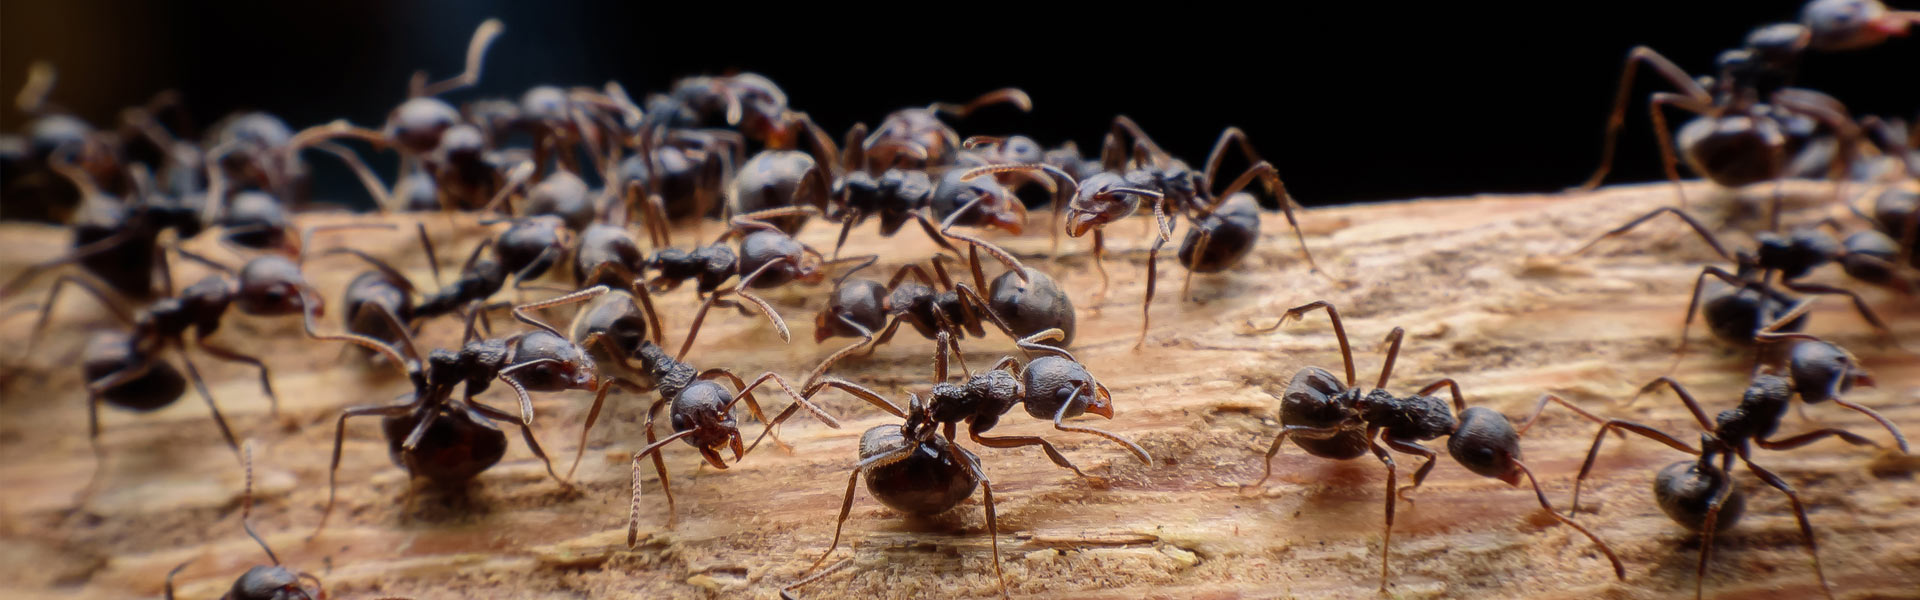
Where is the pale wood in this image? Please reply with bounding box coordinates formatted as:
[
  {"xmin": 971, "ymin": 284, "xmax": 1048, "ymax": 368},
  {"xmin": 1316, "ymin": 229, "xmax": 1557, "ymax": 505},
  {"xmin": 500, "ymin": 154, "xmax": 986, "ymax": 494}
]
[{"xmin": 0, "ymin": 181, "xmax": 1916, "ymax": 600}]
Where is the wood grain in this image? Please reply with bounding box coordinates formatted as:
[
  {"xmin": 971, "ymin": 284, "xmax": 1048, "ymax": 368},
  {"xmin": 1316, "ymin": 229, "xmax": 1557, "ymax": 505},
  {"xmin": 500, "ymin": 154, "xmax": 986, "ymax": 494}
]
[{"xmin": 1, "ymin": 181, "xmax": 1916, "ymax": 599}]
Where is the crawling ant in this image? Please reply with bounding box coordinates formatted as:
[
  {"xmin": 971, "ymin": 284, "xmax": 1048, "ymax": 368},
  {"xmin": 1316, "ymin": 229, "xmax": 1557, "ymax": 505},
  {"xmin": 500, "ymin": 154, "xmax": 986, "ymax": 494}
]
[
  {"xmin": 1572, "ymin": 205, "xmax": 1900, "ymax": 358},
  {"xmin": 551, "ymin": 284, "xmax": 838, "ymax": 538},
  {"xmin": 792, "ymin": 330, "xmax": 1149, "ymax": 594},
  {"xmin": 285, "ymin": 19, "xmax": 505, "ymax": 211},
  {"xmin": 1, "ymin": 149, "xmax": 203, "ymax": 301},
  {"xmin": 164, "ymin": 442, "xmax": 327, "ymax": 600},
  {"xmin": 639, "ymin": 207, "xmax": 872, "ymax": 329},
  {"xmin": 813, "ymin": 238, "xmax": 1074, "ymax": 371},
  {"xmin": 1578, "ymin": 2, "xmax": 1910, "ymax": 218},
  {"xmin": 970, "ymin": 119, "xmax": 1324, "ymax": 348},
  {"xmin": 16, "ymin": 225, "xmax": 378, "ymax": 489},
  {"xmin": 1565, "ymin": 355, "xmax": 1909, "ymax": 599},
  {"xmin": 304, "ymin": 290, "xmax": 600, "ymax": 534},
  {"xmin": 1242, "ymin": 301, "xmax": 1625, "ymax": 591}
]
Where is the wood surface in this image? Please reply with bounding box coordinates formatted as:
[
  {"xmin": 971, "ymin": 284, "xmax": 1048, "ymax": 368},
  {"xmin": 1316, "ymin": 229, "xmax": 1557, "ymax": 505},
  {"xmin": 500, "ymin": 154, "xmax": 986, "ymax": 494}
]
[{"xmin": 0, "ymin": 181, "xmax": 1916, "ymax": 599}]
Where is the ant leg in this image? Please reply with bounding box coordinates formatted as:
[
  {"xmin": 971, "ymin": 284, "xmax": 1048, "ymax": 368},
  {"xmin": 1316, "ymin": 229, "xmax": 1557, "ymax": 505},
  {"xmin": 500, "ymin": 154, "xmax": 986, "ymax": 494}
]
[
  {"xmin": 1649, "ymin": 92, "xmax": 1716, "ymax": 209},
  {"xmin": 809, "ymin": 443, "xmax": 918, "ymax": 572},
  {"xmin": 1512, "ymin": 460, "xmax": 1626, "ymax": 579},
  {"xmin": 1249, "ymin": 301, "xmax": 1357, "ymax": 387},
  {"xmin": 805, "ymin": 378, "xmax": 907, "ymax": 417},
  {"xmin": 630, "ymin": 425, "xmax": 697, "ymax": 542},
  {"xmin": 163, "ymin": 559, "xmax": 193, "ymax": 600},
  {"xmin": 932, "ymin": 87, "xmax": 1031, "ymax": 117},
  {"xmin": 566, "ymin": 378, "xmax": 652, "ymax": 479},
  {"xmin": 1136, "ymin": 233, "xmax": 1168, "ymax": 349},
  {"xmin": 0, "ymin": 225, "xmax": 146, "ymax": 300},
  {"xmin": 1778, "ymin": 281, "xmax": 1895, "ymax": 339},
  {"xmin": 194, "ymin": 335, "xmax": 279, "ymax": 417},
  {"xmin": 24, "ymin": 274, "xmax": 136, "ymax": 362},
  {"xmin": 1367, "ymin": 431, "xmax": 1399, "ymax": 593},
  {"xmin": 75, "ymin": 352, "xmax": 166, "ymax": 507},
  {"xmin": 1690, "ymin": 452, "xmax": 1739, "ymax": 600},
  {"xmin": 415, "ymin": 223, "xmax": 443, "ymax": 286},
  {"xmin": 724, "ymin": 370, "xmax": 843, "ymax": 451},
  {"xmin": 1580, "ymin": 46, "xmax": 1713, "ymax": 191},
  {"xmin": 969, "ymin": 427, "xmax": 1087, "ymax": 477},
  {"xmin": 1202, "ymin": 126, "xmax": 1261, "ymax": 197},
  {"xmin": 1570, "ymin": 206, "xmax": 1734, "ymax": 260},
  {"xmin": 951, "ymin": 445, "xmax": 1007, "ymax": 597},
  {"xmin": 1182, "ymin": 226, "xmax": 1210, "ymax": 302},
  {"xmin": 1738, "ymin": 452, "xmax": 1836, "ymax": 600},
  {"xmin": 1634, "ymin": 376, "xmax": 1721, "ymax": 431},
  {"xmin": 1383, "ymin": 437, "xmax": 1439, "ymax": 501},
  {"xmin": 468, "ymin": 401, "xmax": 571, "ymax": 488},
  {"xmin": 911, "ymin": 211, "xmax": 965, "ymax": 257},
  {"xmin": 804, "ymin": 319, "xmax": 872, "ymax": 388},
  {"xmin": 1053, "ymin": 383, "xmax": 1151, "ymax": 464},
  {"xmin": 1517, "ymin": 393, "xmax": 1611, "ymax": 436},
  {"xmin": 1246, "ymin": 424, "xmax": 1346, "ymax": 488},
  {"xmin": 1755, "ymin": 428, "xmax": 1879, "ymax": 451},
  {"xmin": 174, "ymin": 346, "xmax": 240, "ymax": 453},
  {"xmin": 1571, "ymin": 419, "xmax": 1699, "ymax": 512},
  {"xmin": 862, "ymin": 317, "xmax": 905, "ymax": 357},
  {"xmin": 315, "ymin": 403, "xmax": 415, "ymax": 537},
  {"xmin": 941, "ymin": 230, "xmax": 1027, "ymax": 283}
]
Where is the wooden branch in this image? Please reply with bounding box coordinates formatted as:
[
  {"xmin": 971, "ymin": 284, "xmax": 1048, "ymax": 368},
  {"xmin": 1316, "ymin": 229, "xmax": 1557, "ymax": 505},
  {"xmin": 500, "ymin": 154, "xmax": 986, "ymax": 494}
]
[{"xmin": 0, "ymin": 181, "xmax": 1915, "ymax": 599}]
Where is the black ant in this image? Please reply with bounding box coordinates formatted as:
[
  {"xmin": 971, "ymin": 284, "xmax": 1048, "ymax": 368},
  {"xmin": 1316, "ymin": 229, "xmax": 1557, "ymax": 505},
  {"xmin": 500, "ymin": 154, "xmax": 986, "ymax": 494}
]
[
  {"xmin": 813, "ymin": 239, "xmax": 1073, "ymax": 369},
  {"xmin": 792, "ymin": 330, "xmax": 1149, "ymax": 594},
  {"xmin": 642, "ymin": 73, "xmax": 799, "ymax": 148},
  {"xmin": 639, "ymin": 207, "xmax": 869, "ymax": 330},
  {"xmin": 165, "ymin": 442, "xmax": 328, "ymax": 600},
  {"xmin": 1572, "ymin": 205, "xmax": 1899, "ymax": 358},
  {"xmin": 1565, "ymin": 347, "xmax": 1909, "ymax": 599},
  {"xmin": 15, "ymin": 225, "xmax": 379, "ymax": 489},
  {"xmin": 1242, "ymin": 301, "xmax": 1625, "ymax": 591},
  {"xmin": 550, "ymin": 284, "xmax": 838, "ymax": 539},
  {"xmin": 1, "ymin": 149, "xmax": 204, "ymax": 302},
  {"xmin": 285, "ymin": 19, "xmax": 505, "ymax": 211},
  {"xmin": 970, "ymin": 118, "xmax": 1324, "ymax": 348},
  {"xmin": 303, "ymin": 289, "xmax": 603, "ymax": 534},
  {"xmin": 1577, "ymin": 2, "xmax": 1910, "ymax": 220}
]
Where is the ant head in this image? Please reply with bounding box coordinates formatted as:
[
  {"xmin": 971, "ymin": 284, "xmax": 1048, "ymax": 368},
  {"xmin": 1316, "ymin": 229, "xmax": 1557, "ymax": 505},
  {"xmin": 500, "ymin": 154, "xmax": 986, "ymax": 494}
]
[
  {"xmin": 221, "ymin": 191, "xmax": 292, "ymax": 250},
  {"xmin": 386, "ymin": 97, "xmax": 461, "ymax": 155},
  {"xmin": 1066, "ymin": 172, "xmax": 1149, "ymax": 238},
  {"xmin": 1653, "ymin": 455, "xmax": 1746, "ymax": 532},
  {"xmin": 1447, "ymin": 406, "xmax": 1523, "ymax": 486},
  {"xmin": 673, "ymin": 381, "xmax": 743, "ymax": 467},
  {"xmin": 1019, "ymin": 356, "xmax": 1110, "ymax": 420},
  {"xmin": 739, "ymin": 230, "xmax": 812, "ymax": 287},
  {"xmin": 507, "ymin": 330, "xmax": 597, "ymax": 392},
  {"xmin": 229, "ymin": 565, "xmax": 320, "ymax": 600},
  {"xmin": 434, "ymin": 124, "xmax": 486, "ymax": 165},
  {"xmin": 1803, "ymin": 0, "xmax": 1908, "ymax": 51},
  {"xmin": 1788, "ymin": 339, "xmax": 1871, "ymax": 404},
  {"xmin": 237, "ymin": 256, "xmax": 316, "ymax": 317}
]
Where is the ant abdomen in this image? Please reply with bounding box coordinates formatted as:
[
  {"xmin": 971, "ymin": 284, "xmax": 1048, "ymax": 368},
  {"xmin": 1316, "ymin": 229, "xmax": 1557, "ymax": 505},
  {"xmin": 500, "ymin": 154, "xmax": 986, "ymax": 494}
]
[
  {"xmin": 381, "ymin": 407, "xmax": 509, "ymax": 486},
  {"xmin": 988, "ymin": 267, "xmax": 1075, "ymax": 347},
  {"xmin": 83, "ymin": 331, "xmax": 187, "ymax": 412},
  {"xmin": 859, "ymin": 424, "xmax": 979, "ymax": 516},
  {"xmin": 1178, "ymin": 194, "xmax": 1261, "ymax": 274},
  {"xmin": 1448, "ymin": 406, "xmax": 1522, "ymax": 483},
  {"xmin": 1654, "ymin": 458, "xmax": 1747, "ymax": 533},
  {"xmin": 228, "ymin": 565, "xmax": 314, "ymax": 600},
  {"xmin": 1281, "ymin": 367, "xmax": 1370, "ymax": 460},
  {"xmin": 524, "ymin": 171, "xmax": 595, "ymax": 231},
  {"xmin": 1020, "ymin": 356, "xmax": 1107, "ymax": 420},
  {"xmin": 1676, "ymin": 115, "xmax": 1787, "ymax": 188},
  {"xmin": 1704, "ymin": 287, "xmax": 1806, "ymax": 344}
]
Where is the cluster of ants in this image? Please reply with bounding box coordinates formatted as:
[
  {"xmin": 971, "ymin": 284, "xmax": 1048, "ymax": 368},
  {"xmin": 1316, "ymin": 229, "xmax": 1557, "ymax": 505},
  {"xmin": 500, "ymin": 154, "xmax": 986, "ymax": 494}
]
[{"xmin": 0, "ymin": 0, "xmax": 1915, "ymax": 597}]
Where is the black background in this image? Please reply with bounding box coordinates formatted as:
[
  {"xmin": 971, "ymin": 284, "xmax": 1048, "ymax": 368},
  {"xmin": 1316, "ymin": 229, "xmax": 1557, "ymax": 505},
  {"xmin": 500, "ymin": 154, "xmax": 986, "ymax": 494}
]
[{"xmin": 2, "ymin": 0, "xmax": 1914, "ymax": 209}]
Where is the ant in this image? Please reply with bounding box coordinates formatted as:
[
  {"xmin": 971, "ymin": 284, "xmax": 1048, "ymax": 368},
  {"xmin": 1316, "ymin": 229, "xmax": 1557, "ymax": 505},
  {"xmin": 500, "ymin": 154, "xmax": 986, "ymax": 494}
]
[
  {"xmin": 813, "ymin": 239, "xmax": 1074, "ymax": 369},
  {"xmin": 792, "ymin": 330, "xmax": 1149, "ymax": 595},
  {"xmin": 1565, "ymin": 350, "xmax": 1909, "ymax": 599},
  {"xmin": 639, "ymin": 207, "xmax": 870, "ymax": 327},
  {"xmin": 304, "ymin": 289, "xmax": 602, "ymax": 534},
  {"xmin": 550, "ymin": 284, "xmax": 838, "ymax": 539},
  {"xmin": 1577, "ymin": 1, "xmax": 1911, "ymax": 219},
  {"xmin": 15, "ymin": 225, "xmax": 379, "ymax": 488},
  {"xmin": 164, "ymin": 442, "xmax": 328, "ymax": 600},
  {"xmin": 1, "ymin": 149, "xmax": 203, "ymax": 302},
  {"xmin": 969, "ymin": 118, "xmax": 1324, "ymax": 348},
  {"xmin": 1242, "ymin": 301, "xmax": 1625, "ymax": 591},
  {"xmin": 1572, "ymin": 205, "xmax": 1899, "ymax": 359},
  {"xmin": 285, "ymin": 19, "xmax": 505, "ymax": 211}
]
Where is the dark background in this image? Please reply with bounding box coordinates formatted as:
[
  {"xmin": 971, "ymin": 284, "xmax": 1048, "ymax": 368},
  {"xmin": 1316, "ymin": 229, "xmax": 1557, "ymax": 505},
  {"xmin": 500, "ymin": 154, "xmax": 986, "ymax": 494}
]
[{"xmin": 2, "ymin": 0, "xmax": 1914, "ymax": 209}]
